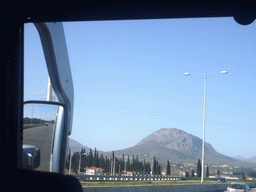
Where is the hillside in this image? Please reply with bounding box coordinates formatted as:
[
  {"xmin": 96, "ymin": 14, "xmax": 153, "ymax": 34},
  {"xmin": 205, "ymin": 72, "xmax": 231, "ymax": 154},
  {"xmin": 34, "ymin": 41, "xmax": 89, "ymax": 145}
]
[
  {"xmin": 107, "ymin": 128, "xmax": 256, "ymax": 168},
  {"xmin": 69, "ymin": 139, "xmax": 92, "ymax": 153}
]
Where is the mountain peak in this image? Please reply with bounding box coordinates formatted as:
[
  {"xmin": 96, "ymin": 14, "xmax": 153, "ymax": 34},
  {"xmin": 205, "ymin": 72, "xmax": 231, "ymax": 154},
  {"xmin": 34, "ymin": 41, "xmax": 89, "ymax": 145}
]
[{"xmin": 136, "ymin": 128, "xmax": 214, "ymax": 153}]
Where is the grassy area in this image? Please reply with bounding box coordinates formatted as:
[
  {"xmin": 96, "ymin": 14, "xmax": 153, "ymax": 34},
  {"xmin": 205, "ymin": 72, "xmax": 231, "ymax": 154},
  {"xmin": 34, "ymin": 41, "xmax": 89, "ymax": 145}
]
[
  {"xmin": 80, "ymin": 180, "xmax": 220, "ymax": 187},
  {"xmin": 23, "ymin": 124, "xmax": 43, "ymax": 128},
  {"xmin": 81, "ymin": 179, "xmax": 256, "ymax": 187},
  {"xmin": 23, "ymin": 124, "xmax": 34, "ymax": 127}
]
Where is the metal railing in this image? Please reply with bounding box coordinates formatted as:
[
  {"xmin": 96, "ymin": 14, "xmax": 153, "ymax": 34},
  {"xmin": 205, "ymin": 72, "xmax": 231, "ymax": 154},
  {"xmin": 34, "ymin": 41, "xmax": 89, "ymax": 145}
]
[{"xmin": 75, "ymin": 174, "xmax": 182, "ymax": 182}]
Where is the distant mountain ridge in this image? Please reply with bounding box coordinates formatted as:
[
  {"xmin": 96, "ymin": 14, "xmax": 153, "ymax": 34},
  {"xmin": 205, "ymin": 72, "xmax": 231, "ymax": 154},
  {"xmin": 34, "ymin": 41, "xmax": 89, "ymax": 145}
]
[
  {"xmin": 247, "ymin": 156, "xmax": 256, "ymax": 163},
  {"xmin": 233, "ymin": 156, "xmax": 248, "ymax": 161},
  {"xmin": 233, "ymin": 155, "xmax": 256, "ymax": 163},
  {"xmin": 69, "ymin": 139, "xmax": 92, "ymax": 153},
  {"xmin": 108, "ymin": 128, "xmax": 256, "ymax": 168},
  {"xmin": 69, "ymin": 128, "xmax": 256, "ymax": 168},
  {"xmin": 69, "ymin": 139, "xmax": 104, "ymax": 154}
]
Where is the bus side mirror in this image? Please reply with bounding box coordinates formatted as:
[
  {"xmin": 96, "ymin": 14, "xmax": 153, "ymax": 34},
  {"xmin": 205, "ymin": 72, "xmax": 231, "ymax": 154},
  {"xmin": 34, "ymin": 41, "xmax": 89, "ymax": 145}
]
[
  {"xmin": 23, "ymin": 100, "xmax": 67, "ymax": 172},
  {"xmin": 22, "ymin": 144, "xmax": 40, "ymax": 169}
]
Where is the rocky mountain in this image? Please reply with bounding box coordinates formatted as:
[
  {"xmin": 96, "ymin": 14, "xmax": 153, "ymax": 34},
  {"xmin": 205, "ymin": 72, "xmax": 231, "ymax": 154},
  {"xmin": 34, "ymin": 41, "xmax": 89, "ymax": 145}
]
[
  {"xmin": 108, "ymin": 128, "xmax": 256, "ymax": 168},
  {"xmin": 69, "ymin": 128, "xmax": 256, "ymax": 168}
]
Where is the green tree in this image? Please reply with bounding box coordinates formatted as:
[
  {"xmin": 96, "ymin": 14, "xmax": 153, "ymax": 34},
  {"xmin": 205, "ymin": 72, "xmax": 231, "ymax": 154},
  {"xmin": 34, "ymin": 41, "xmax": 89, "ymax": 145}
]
[
  {"xmin": 147, "ymin": 162, "xmax": 151, "ymax": 174},
  {"xmin": 80, "ymin": 148, "xmax": 86, "ymax": 172},
  {"xmin": 185, "ymin": 171, "xmax": 189, "ymax": 177},
  {"xmin": 156, "ymin": 161, "xmax": 159, "ymax": 175},
  {"xmin": 153, "ymin": 156, "xmax": 157, "ymax": 175},
  {"xmin": 158, "ymin": 163, "xmax": 161, "ymax": 175},
  {"xmin": 197, "ymin": 159, "xmax": 201, "ymax": 178},
  {"xmin": 143, "ymin": 159, "xmax": 146, "ymax": 174},
  {"xmin": 132, "ymin": 154, "xmax": 135, "ymax": 172},
  {"xmin": 88, "ymin": 148, "xmax": 93, "ymax": 167},
  {"xmin": 122, "ymin": 154, "xmax": 125, "ymax": 172},
  {"xmin": 206, "ymin": 165, "xmax": 209, "ymax": 178},
  {"xmin": 242, "ymin": 171, "xmax": 246, "ymax": 180},
  {"xmin": 217, "ymin": 170, "xmax": 220, "ymax": 178},
  {"xmin": 166, "ymin": 160, "xmax": 171, "ymax": 175},
  {"xmin": 99, "ymin": 154, "xmax": 104, "ymax": 168},
  {"xmin": 105, "ymin": 155, "xmax": 110, "ymax": 173},
  {"xmin": 93, "ymin": 148, "xmax": 96, "ymax": 167},
  {"xmin": 95, "ymin": 150, "xmax": 99, "ymax": 167},
  {"xmin": 127, "ymin": 155, "xmax": 130, "ymax": 171},
  {"xmin": 136, "ymin": 155, "xmax": 139, "ymax": 173},
  {"xmin": 71, "ymin": 152, "xmax": 80, "ymax": 173},
  {"xmin": 191, "ymin": 170, "xmax": 195, "ymax": 177}
]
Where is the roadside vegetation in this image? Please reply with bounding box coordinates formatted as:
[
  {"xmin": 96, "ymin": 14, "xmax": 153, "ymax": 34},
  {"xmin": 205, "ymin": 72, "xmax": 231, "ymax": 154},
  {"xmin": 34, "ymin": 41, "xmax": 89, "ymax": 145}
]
[{"xmin": 80, "ymin": 179, "xmax": 256, "ymax": 187}]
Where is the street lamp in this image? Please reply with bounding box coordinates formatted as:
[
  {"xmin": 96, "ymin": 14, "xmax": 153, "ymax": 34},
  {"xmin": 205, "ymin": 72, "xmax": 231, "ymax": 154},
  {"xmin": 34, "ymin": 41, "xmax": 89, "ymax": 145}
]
[{"xmin": 184, "ymin": 71, "xmax": 227, "ymax": 183}]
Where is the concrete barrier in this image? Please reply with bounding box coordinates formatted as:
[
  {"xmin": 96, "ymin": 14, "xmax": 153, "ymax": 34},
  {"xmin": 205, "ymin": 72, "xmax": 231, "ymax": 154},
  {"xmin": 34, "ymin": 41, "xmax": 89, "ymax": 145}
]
[
  {"xmin": 82, "ymin": 183, "xmax": 256, "ymax": 192},
  {"xmin": 76, "ymin": 175, "xmax": 181, "ymax": 182}
]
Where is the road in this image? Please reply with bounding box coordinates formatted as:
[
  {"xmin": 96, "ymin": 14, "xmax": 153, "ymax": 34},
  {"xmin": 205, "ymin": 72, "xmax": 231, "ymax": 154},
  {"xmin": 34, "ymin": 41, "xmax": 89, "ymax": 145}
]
[{"xmin": 23, "ymin": 124, "xmax": 54, "ymax": 171}]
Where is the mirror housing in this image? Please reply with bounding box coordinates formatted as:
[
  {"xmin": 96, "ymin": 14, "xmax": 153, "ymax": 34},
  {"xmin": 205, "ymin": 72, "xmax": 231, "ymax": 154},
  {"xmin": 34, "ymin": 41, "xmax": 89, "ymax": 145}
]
[
  {"xmin": 23, "ymin": 100, "xmax": 68, "ymax": 173},
  {"xmin": 22, "ymin": 144, "xmax": 40, "ymax": 169}
]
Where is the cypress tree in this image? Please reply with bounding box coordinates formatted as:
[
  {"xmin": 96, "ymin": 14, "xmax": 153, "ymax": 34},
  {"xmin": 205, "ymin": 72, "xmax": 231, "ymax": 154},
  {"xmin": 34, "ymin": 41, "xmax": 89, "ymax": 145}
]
[
  {"xmin": 217, "ymin": 170, "xmax": 220, "ymax": 178},
  {"xmin": 132, "ymin": 154, "xmax": 135, "ymax": 172},
  {"xmin": 80, "ymin": 148, "xmax": 86, "ymax": 172},
  {"xmin": 71, "ymin": 152, "xmax": 80, "ymax": 173},
  {"xmin": 88, "ymin": 148, "xmax": 93, "ymax": 167},
  {"xmin": 166, "ymin": 160, "xmax": 171, "ymax": 175},
  {"xmin": 153, "ymin": 156, "xmax": 156, "ymax": 175},
  {"xmin": 206, "ymin": 165, "xmax": 209, "ymax": 178},
  {"xmin": 93, "ymin": 148, "xmax": 96, "ymax": 166},
  {"xmin": 191, "ymin": 170, "xmax": 195, "ymax": 177},
  {"xmin": 112, "ymin": 151, "xmax": 115, "ymax": 162},
  {"xmin": 197, "ymin": 159, "xmax": 201, "ymax": 178},
  {"xmin": 99, "ymin": 153, "xmax": 104, "ymax": 168},
  {"xmin": 143, "ymin": 159, "xmax": 146, "ymax": 174},
  {"xmin": 127, "ymin": 155, "xmax": 130, "ymax": 171},
  {"xmin": 105, "ymin": 156, "xmax": 109, "ymax": 173},
  {"xmin": 96, "ymin": 151, "xmax": 99, "ymax": 167},
  {"xmin": 158, "ymin": 164, "xmax": 161, "ymax": 175},
  {"xmin": 122, "ymin": 154, "xmax": 125, "ymax": 171},
  {"xmin": 135, "ymin": 155, "xmax": 138, "ymax": 173},
  {"xmin": 242, "ymin": 171, "xmax": 246, "ymax": 180},
  {"xmin": 147, "ymin": 162, "xmax": 151, "ymax": 174}
]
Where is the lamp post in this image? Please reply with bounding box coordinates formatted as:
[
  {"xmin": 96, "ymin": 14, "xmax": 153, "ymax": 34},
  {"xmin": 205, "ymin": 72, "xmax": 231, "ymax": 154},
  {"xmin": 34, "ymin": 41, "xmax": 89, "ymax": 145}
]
[{"xmin": 184, "ymin": 71, "xmax": 227, "ymax": 183}]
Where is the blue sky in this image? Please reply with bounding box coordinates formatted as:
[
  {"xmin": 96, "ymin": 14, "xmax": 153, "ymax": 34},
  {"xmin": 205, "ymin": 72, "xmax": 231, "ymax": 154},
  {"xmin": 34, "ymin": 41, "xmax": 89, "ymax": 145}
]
[{"xmin": 24, "ymin": 17, "xmax": 256, "ymax": 158}]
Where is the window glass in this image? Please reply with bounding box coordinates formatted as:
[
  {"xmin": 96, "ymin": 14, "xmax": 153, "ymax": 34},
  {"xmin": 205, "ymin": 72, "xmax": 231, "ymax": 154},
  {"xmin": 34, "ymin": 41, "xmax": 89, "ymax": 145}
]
[{"xmin": 25, "ymin": 18, "xmax": 256, "ymax": 175}]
